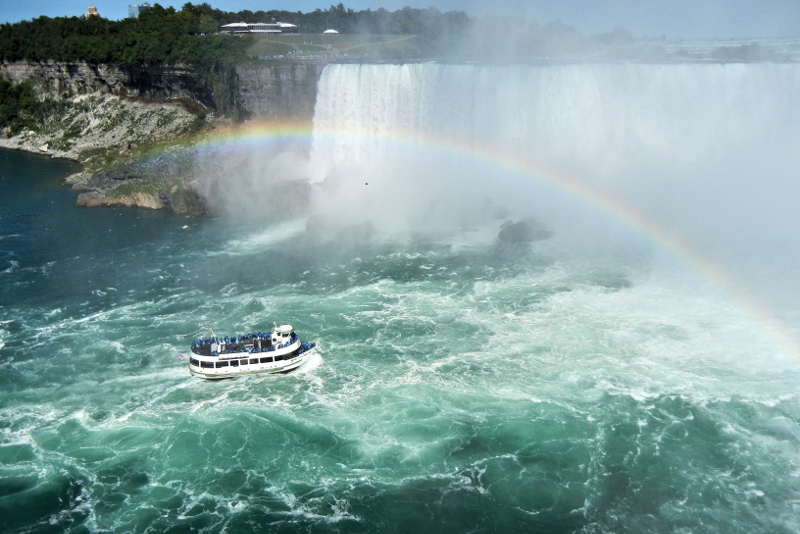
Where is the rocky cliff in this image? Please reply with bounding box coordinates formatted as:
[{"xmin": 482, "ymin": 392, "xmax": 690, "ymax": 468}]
[
  {"xmin": 1, "ymin": 60, "xmax": 326, "ymax": 216},
  {"xmin": 0, "ymin": 93, "xmax": 202, "ymax": 161},
  {"xmin": 1, "ymin": 60, "xmax": 324, "ymax": 119},
  {"xmin": 236, "ymin": 63, "xmax": 324, "ymax": 120},
  {"xmin": 0, "ymin": 60, "xmax": 215, "ymax": 108}
]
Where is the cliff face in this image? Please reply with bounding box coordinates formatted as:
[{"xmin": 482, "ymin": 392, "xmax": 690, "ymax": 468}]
[
  {"xmin": 0, "ymin": 61, "xmax": 215, "ymax": 108},
  {"xmin": 236, "ymin": 63, "xmax": 323, "ymax": 121},
  {"xmin": 0, "ymin": 60, "xmax": 325, "ymax": 119},
  {"xmin": 0, "ymin": 93, "xmax": 201, "ymax": 161},
  {"xmin": 0, "ymin": 60, "xmax": 326, "ymax": 216}
]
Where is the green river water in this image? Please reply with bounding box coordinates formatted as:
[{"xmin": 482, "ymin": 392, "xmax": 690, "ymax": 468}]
[{"xmin": 2, "ymin": 146, "xmax": 799, "ymax": 533}]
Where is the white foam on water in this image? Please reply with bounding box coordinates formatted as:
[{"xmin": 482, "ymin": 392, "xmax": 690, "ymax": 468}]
[
  {"xmin": 1, "ymin": 259, "xmax": 19, "ymax": 274},
  {"xmin": 295, "ymin": 350, "xmax": 323, "ymax": 374}
]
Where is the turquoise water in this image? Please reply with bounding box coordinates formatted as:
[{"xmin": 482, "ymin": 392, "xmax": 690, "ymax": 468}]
[{"xmin": 2, "ymin": 147, "xmax": 800, "ymax": 533}]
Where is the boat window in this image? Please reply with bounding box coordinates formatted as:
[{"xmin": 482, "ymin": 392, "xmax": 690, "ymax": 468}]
[
  {"xmin": 190, "ymin": 357, "xmax": 200, "ymax": 366},
  {"xmin": 201, "ymin": 360, "xmax": 214, "ymax": 368},
  {"xmin": 260, "ymin": 356, "xmax": 272, "ymax": 363},
  {"xmin": 274, "ymin": 354, "xmax": 285, "ymax": 361},
  {"xmin": 239, "ymin": 359, "xmax": 248, "ymax": 365},
  {"xmin": 216, "ymin": 361, "xmax": 229, "ymax": 368},
  {"xmin": 230, "ymin": 360, "xmax": 239, "ymax": 367},
  {"xmin": 249, "ymin": 358, "xmax": 259, "ymax": 364}
]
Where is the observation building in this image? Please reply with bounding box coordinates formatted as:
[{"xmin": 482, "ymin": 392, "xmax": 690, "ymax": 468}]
[{"xmin": 220, "ymin": 22, "xmax": 299, "ymax": 34}]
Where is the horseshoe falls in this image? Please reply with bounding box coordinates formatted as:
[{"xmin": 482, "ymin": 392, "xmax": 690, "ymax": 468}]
[{"xmin": 2, "ymin": 61, "xmax": 800, "ymax": 534}]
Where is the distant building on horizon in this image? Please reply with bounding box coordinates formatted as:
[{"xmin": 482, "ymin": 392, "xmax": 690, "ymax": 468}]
[
  {"xmin": 128, "ymin": 3, "xmax": 151, "ymax": 18},
  {"xmin": 87, "ymin": 5, "xmax": 99, "ymax": 17}
]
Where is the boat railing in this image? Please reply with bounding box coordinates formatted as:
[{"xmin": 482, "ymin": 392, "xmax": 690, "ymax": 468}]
[
  {"xmin": 191, "ymin": 331, "xmax": 300, "ymax": 356},
  {"xmin": 189, "ymin": 342, "xmax": 315, "ymax": 372},
  {"xmin": 194, "ymin": 338, "xmax": 300, "ymax": 357}
]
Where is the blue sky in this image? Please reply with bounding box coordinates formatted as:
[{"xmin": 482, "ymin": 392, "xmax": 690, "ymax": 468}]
[{"xmin": 1, "ymin": 0, "xmax": 798, "ymax": 39}]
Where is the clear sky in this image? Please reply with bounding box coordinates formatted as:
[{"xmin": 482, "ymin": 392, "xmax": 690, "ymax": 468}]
[{"xmin": 1, "ymin": 0, "xmax": 798, "ymax": 39}]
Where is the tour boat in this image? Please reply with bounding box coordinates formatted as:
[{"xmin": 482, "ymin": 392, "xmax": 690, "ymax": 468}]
[{"xmin": 187, "ymin": 324, "xmax": 316, "ymax": 380}]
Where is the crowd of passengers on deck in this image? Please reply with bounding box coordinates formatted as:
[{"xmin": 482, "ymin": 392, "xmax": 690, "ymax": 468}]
[{"xmin": 191, "ymin": 332, "xmax": 298, "ymax": 356}]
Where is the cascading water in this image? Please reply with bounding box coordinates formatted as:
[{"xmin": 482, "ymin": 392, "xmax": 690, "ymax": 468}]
[
  {"xmin": 1, "ymin": 61, "xmax": 799, "ymax": 533},
  {"xmin": 312, "ymin": 62, "xmax": 799, "ymax": 171},
  {"xmin": 310, "ymin": 62, "xmax": 800, "ymax": 304}
]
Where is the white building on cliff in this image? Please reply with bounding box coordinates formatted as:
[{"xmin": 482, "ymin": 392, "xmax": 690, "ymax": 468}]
[{"xmin": 220, "ymin": 22, "xmax": 298, "ymax": 34}]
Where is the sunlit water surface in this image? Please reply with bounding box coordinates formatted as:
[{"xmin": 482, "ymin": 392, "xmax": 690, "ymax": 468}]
[{"xmin": 1, "ymin": 149, "xmax": 799, "ymax": 533}]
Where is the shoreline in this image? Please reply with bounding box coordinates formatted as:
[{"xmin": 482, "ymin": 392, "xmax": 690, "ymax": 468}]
[
  {"xmin": 0, "ymin": 142, "xmax": 82, "ymax": 164},
  {"xmin": 0, "ymin": 140, "xmax": 207, "ymax": 215},
  {"xmin": 1, "ymin": 92, "xmax": 211, "ymax": 215}
]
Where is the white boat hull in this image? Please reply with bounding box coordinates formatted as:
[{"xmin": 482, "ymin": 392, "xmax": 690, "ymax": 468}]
[{"xmin": 187, "ymin": 340, "xmax": 314, "ymax": 380}]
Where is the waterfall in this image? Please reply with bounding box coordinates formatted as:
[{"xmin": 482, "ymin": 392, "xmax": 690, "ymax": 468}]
[
  {"xmin": 309, "ymin": 62, "xmax": 800, "ymax": 250},
  {"xmin": 312, "ymin": 62, "xmax": 798, "ymax": 177}
]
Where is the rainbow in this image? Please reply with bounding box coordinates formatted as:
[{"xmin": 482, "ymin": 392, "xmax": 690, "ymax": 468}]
[{"xmin": 190, "ymin": 119, "xmax": 799, "ymax": 360}]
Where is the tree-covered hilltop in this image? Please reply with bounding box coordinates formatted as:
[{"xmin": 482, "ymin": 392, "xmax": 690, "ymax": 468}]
[
  {"xmin": 0, "ymin": 3, "xmax": 469, "ymax": 66},
  {"xmin": 0, "ymin": 4, "xmax": 248, "ymax": 66}
]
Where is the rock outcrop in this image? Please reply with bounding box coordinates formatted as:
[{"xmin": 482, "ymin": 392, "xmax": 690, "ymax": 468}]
[
  {"xmin": 166, "ymin": 185, "xmax": 207, "ymax": 215},
  {"xmin": 66, "ymin": 145, "xmax": 209, "ymax": 216},
  {"xmin": 76, "ymin": 190, "xmax": 164, "ymax": 210},
  {"xmin": 74, "ymin": 184, "xmax": 206, "ymax": 215},
  {"xmin": 498, "ymin": 220, "xmax": 555, "ymax": 243}
]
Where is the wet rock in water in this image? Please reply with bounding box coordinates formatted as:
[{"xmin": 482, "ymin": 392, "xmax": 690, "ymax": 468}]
[
  {"xmin": 168, "ymin": 186, "xmax": 206, "ymax": 216},
  {"xmin": 76, "ymin": 191, "xmax": 164, "ymax": 210},
  {"xmin": 498, "ymin": 219, "xmax": 554, "ymax": 243}
]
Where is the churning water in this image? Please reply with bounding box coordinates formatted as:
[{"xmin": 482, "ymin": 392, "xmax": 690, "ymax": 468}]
[{"xmin": 2, "ymin": 61, "xmax": 800, "ymax": 533}]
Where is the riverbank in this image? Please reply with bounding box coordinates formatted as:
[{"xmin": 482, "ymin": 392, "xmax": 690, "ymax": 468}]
[
  {"xmin": 0, "ymin": 91, "xmax": 214, "ymax": 215},
  {"xmin": 0, "ymin": 58, "xmax": 327, "ymax": 216}
]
